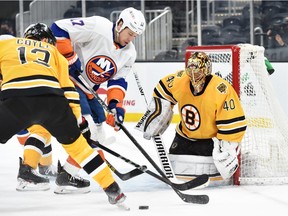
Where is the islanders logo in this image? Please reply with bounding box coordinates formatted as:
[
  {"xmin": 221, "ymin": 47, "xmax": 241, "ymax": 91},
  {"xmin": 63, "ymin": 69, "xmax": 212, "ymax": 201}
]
[{"xmin": 85, "ymin": 55, "xmax": 117, "ymax": 84}]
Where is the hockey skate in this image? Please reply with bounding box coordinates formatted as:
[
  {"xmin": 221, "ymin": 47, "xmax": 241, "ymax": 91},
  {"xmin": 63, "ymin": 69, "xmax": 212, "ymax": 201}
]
[
  {"xmin": 104, "ymin": 181, "xmax": 129, "ymax": 210},
  {"xmin": 38, "ymin": 163, "xmax": 57, "ymax": 178},
  {"xmin": 16, "ymin": 157, "xmax": 50, "ymax": 191},
  {"xmin": 54, "ymin": 161, "xmax": 91, "ymax": 194}
]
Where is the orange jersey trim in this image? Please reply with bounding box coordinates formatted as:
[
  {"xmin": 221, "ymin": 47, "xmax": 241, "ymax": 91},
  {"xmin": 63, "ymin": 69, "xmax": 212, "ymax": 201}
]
[{"xmin": 107, "ymin": 88, "xmax": 125, "ymax": 105}]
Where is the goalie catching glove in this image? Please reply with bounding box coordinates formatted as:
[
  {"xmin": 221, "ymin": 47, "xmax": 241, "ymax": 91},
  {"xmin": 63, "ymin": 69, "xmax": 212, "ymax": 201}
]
[
  {"xmin": 106, "ymin": 100, "xmax": 125, "ymax": 131},
  {"xmin": 212, "ymin": 138, "xmax": 239, "ymax": 179},
  {"xmin": 135, "ymin": 97, "xmax": 173, "ymax": 140}
]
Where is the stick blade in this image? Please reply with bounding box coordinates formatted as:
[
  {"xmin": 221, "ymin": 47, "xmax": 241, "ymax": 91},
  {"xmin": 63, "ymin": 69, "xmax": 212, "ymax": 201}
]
[
  {"xmin": 176, "ymin": 190, "xmax": 210, "ymax": 204},
  {"xmin": 172, "ymin": 174, "xmax": 210, "ymax": 191},
  {"xmin": 186, "ymin": 194, "xmax": 210, "ymax": 204}
]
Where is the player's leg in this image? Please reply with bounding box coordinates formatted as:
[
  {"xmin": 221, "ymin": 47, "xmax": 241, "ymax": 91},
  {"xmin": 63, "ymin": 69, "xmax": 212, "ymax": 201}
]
[
  {"xmin": 27, "ymin": 126, "xmax": 57, "ymax": 177},
  {"xmin": 55, "ymin": 155, "xmax": 91, "ymax": 194},
  {"xmin": 25, "ymin": 126, "xmax": 91, "ymax": 194},
  {"xmin": 76, "ymin": 86, "xmax": 111, "ymax": 144},
  {"xmin": 16, "ymin": 125, "xmax": 51, "ymax": 191},
  {"xmin": 16, "ymin": 124, "xmax": 91, "ymax": 192},
  {"xmin": 0, "ymin": 99, "xmax": 50, "ymax": 191},
  {"xmin": 17, "ymin": 127, "xmax": 56, "ymax": 178},
  {"xmin": 45, "ymin": 96, "xmax": 126, "ymax": 204},
  {"xmin": 87, "ymin": 96, "xmax": 108, "ymax": 143}
]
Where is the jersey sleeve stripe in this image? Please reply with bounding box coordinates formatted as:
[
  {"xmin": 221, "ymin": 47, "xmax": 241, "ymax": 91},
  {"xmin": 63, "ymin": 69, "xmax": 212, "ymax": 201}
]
[
  {"xmin": 216, "ymin": 116, "xmax": 246, "ymax": 125},
  {"xmin": 218, "ymin": 126, "xmax": 247, "ymax": 135}
]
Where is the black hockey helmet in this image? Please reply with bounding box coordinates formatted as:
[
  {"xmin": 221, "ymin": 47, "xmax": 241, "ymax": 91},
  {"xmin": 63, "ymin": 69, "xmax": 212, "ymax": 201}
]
[{"xmin": 24, "ymin": 23, "xmax": 56, "ymax": 45}]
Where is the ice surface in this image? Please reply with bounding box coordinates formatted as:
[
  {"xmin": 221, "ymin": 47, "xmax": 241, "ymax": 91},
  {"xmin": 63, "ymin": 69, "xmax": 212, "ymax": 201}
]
[{"xmin": 1, "ymin": 123, "xmax": 288, "ymax": 216}]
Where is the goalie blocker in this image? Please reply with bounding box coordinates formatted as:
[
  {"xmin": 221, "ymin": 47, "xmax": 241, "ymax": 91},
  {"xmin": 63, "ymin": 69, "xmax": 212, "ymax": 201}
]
[{"xmin": 135, "ymin": 97, "xmax": 173, "ymax": 140}]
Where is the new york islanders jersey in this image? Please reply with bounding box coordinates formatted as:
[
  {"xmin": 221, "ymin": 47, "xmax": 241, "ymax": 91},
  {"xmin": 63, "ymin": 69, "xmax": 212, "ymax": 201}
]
[
  {"xmin": 0, "ymin": 37, "xmax": 81, "ymax": 120},
  {"xmin": 52, "ymin": 16, "xmax": 137, "ymax": 97},
  {"xmin": 153, "ymin": 70, "xmax": 247, "ymax": 142}
]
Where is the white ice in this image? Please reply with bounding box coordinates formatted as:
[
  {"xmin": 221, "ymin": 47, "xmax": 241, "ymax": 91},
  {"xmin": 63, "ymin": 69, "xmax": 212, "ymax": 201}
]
[{"xmin": 1, "ymin": 123, "xmax": 288, "ymax": 216}]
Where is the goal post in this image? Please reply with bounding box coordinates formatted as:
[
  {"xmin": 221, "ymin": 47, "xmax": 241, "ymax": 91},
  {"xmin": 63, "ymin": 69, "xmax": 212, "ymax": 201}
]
[{"xmin": 186, "ymin": 44, "xmax": 288, "ymax": 185}]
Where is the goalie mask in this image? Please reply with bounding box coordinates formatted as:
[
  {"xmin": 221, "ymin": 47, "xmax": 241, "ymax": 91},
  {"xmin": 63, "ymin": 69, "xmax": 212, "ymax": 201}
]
[
  {"xmin": 24, "ymin": 23, "xmax": 56, "ymax": 45},
  {"xmin": 185, "ymin": 52, "xmax": 212, "ymax": 94}
]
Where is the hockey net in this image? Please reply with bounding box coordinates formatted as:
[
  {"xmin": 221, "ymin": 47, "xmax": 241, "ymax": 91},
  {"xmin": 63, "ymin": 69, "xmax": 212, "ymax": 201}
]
[{"xmin": 186, "ymin": 44, "xmax": 288, "ymax": 185}]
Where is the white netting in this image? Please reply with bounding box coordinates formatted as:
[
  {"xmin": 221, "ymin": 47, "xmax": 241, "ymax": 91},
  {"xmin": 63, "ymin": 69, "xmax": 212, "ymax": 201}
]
[{"xmin": 188, "ymin": 44, "xmax": 288, "ymax": 185}]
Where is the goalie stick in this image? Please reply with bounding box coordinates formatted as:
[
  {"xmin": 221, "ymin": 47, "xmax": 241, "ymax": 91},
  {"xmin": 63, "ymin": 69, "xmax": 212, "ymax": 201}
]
[
  {"xmin": 92, "ymin": 140, "xmax": 209, "ymax": 199},
  {"xmin": 132, "ymin": 68, "xmax": 176, "ymax": 180},
  {"xmin": 76, "ymin": 72, "xmax": 209, "ymax": 204}
]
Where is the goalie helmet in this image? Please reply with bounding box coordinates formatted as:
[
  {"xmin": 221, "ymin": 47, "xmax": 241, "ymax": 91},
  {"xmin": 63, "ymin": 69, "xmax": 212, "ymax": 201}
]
[
  {"xmin": 24, "ymin": 23, "xmax": 56, "ymax": 45},
  {"xmin": 185, "ymin": 52, "xmax": 212, "ymax": 94},
  {"xmin": 116, "ymin": 7, "xmax": 146, "ymax": 35}
]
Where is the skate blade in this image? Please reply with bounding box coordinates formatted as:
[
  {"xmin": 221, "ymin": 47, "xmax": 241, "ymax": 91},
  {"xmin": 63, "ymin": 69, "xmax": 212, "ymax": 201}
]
[
  {"xmin": 116, "ymin": 202, "xmax": 130, "ymax": 211},
  {"xmin": 54, "ymin": 186, "xmax": 91, "ymax": 194},
  {"xmin": 16, "ymin": 179, "xmax": 50, "ymax": 191}
]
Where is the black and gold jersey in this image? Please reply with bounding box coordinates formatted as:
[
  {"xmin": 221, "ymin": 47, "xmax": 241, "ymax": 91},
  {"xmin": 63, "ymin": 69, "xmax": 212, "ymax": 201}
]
[
  {"xmin": 153, "ymin": 70, "xmax": 246, "ymax": 142},
  {"xmin": 0, "ymin": 37, "xmax": 81, "ymax": 119}
]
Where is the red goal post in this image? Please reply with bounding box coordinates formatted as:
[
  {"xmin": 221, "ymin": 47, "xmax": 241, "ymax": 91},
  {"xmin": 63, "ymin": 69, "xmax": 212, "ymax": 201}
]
[{"xmin": 186, "ymin": 44, "xmax": 288, "ymax": 185}]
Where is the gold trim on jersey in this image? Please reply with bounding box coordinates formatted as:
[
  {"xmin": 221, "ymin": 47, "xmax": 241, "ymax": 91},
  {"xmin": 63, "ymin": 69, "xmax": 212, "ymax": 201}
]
[
  {"xmin": 216, "ymin": 116, "xmax": 247, "ymax": 135},
  {"xmin": 2, "ymin": 78, "xmax": 60, "ymax": 90}
]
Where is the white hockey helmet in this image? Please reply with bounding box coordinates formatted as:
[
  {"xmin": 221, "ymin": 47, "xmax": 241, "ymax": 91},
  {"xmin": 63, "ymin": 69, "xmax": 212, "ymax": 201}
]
[{"xmin": 116, "ymin": 7, "xmax": 146, "ymax": 35}]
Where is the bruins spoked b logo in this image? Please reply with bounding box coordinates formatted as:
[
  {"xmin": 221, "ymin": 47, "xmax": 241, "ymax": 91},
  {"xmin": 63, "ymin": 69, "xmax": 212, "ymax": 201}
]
[
  {"xmin": 181, "ymin": 104, "xmax": 200, "ymax": 130},
  {"xmin": 85, "ymin": 55, "xmax": 117, "ymax": 84}
]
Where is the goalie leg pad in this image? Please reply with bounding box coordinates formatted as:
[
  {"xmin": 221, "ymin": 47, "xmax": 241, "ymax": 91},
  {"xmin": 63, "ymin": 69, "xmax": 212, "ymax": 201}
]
[
  {"xmin": 169, "ymin": 154, "xmax": 233, "ymax": 186},
  {"xmin": 169, "ymin": 154, "xmax": 218, "ymax": 176},
  {"xmin": 135, "ymin": 97, "xmax": 173, "ymax": 140}
]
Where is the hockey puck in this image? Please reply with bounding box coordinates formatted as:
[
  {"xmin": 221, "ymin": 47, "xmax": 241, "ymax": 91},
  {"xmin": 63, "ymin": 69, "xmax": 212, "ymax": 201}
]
[{"xmin": 139, "ymin": 205, "xmax": 149, "ymax": 210}]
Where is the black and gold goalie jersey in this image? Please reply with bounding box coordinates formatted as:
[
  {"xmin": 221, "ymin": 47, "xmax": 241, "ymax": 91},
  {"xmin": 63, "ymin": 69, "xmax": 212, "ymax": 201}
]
[
  {"xmin": 153, "ymin": 70, "xmax": 247, "ymax": 142},
  {"xmin": 0, "ymin": 37, "xmax": 81, "ymax": 119}
]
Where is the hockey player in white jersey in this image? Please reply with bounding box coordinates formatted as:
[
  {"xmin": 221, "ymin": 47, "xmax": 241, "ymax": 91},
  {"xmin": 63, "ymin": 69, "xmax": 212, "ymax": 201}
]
[
  {"xmin": 49, "ymin": 8, "xmax": 146, "ymax": 193},
  {"xmin": 50, "ymin": 7, "xmax": 145, "ymax": 133}
]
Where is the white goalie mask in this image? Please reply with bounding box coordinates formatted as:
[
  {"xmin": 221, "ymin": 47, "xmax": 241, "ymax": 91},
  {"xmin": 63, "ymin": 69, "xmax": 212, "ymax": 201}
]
[
  {"xmin": 116, "ymin": 7, "xmax": 146, "ymax": 35},
  {"xmin": 185, "ymin": 52, "xmax": 212, "ymax": 94}
]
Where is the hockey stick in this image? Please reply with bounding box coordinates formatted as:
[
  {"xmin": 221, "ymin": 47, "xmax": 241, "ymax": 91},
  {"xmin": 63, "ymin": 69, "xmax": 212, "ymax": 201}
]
[
  {"xmin": 92, "ymin": 140, "xmax": 209, "ymax": 193},
  {"xmin": 105, "ymin": 159, "xmax": 144, "ymax": 181},
  {"xmin": 76, "ymin": 72, "xmax": 209, "ymax": 204},
  {"xmin": 132, "ymin": 68, "xmax": 176, "ymax": 179}
]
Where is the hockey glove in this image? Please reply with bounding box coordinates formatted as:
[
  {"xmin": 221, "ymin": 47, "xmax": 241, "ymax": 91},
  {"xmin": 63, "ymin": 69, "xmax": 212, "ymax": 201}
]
[
  {"xmin": 68, "ymin": 53, "xmax": 82, "ymax": 78},
  {"xmin": 212, "ymin": 138, "xmax": 239, "ymax": 179},
  {"xmin": 79, "ymin": 116, "xmax": 91, "ymax": 142},
  {"xmin": 135, "ymin": 97, "xmax": 173, "ymax": 140},
  {"xmin": 106, "ymin": 100, "xmax": 125, "ymax": 131}
]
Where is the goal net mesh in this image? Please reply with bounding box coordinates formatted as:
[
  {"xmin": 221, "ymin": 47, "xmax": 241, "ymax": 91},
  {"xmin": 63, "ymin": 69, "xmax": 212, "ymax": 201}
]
[{"xmin": 187, "ymin": 44, "xmax": 288, "ymax": 185}]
